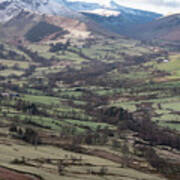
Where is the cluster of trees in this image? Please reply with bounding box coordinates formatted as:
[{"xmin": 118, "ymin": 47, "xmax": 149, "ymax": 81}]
[
  {"xmin": 23, "ymin": 65, "xmax": 36, "ymax": 77},
  {"xmin": 57, "ymin": 156, "xmax": 108, "ymax": 176},
  {"xmin": 98, "ymin": 106, "xmax": 132, "ymax": 125},
  {"xmin": 0, "ymin": 82, "xmax": 23, "ymax": 94},
  {"xmin": 86, "ymin": 166, "xmax": 108, "ymax": 176},
  {"xmin": 9, "ymin": 125, "xmax": 41, "ymax": 145},
  {"xmin": 0, "ymin": 63, "xmax": 7, "ymax": 70},
  {"xmin": 18, "ymin": 45, "xmax": 51, "ymax": 66},
  {"xmin": 135, "ymin": 146, "xmax": 180, "ymax": 177},
  {"xmin": 59, "ymin": 126, "xmax": 109, "ymax": 148},
  {"xmin": 49, "ymin": 41, "xmax": 70, "ymax": 53},
  {"xmin": 82, "ymin": 129, "xmax": 108, "ymax": 145},
  {"xmin": 50, "ymin": 60, "xmax": 118, "ymax": 87},
  {"xmin": 0, "ymin": 63, "xmax": 25, "ymax": 72},
  {"xmin": 121, "ymin": 50, "xmax": 168, "ymax": 67},
  {"xmin": 0, "ymin": 46, "xmax": 26, "ymax": 61},
  {"xmin": 15, "ymin": 100, "xmax": 39, "ymax": 115},
  {"xmin": 135, "ymin": 118, "xmax": 180, "ymax": 150},
  {"xmin": 96, "ymin": 106, "xmax": 180, "ymax": 150},
  {"xmin": 0, "ymin": 43, "xmax": 4, "ymax": 50},
  {"xmin": 68, "ymin": 48, "xmax": 95, "ymax": 61}
]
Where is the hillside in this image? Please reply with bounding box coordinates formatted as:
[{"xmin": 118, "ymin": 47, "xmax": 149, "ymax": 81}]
[
  {"xmin": 0, "ymin": 32, "xmax": 180, "ymax": 180},
  {"xmin": 0, "ymin": 0, "xmax": 161, "ymax": 38},
  {"xmin": 0, "ymin": 0, "xmax": 83, "ymax": 23},
  {"xmin": 0, "ymin": 1, "xmax": 180, "ymax": 180},
  {"xmin": 131, "ymin": 14, "xmax": 180, "ymax": 45},
  {"xmin": 0, "ymin": 10, "xmax": 115, "ymax": 45}
]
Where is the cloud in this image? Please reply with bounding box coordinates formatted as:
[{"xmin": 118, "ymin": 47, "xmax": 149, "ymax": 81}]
[
  {"xmin": 68, "ymin": 0, "xmax": 180, "ymax": 14},
  {"xmin": 145, "ymin": 0, "xmax": 180, "ymax": 7},
  {"xmin": 115, "ymin": 0, "xmax": 180, "ymax": 14}
]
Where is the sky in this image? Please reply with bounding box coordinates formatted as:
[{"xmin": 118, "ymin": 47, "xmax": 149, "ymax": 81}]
[{"xmin": 69, "ymin": 0, "xmax": 180, "ymax": 14}]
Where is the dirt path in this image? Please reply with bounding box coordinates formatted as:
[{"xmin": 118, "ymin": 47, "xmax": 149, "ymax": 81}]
[{"xmin": 0, "ymin": 167, "xmax": 42, "ymax": 180}]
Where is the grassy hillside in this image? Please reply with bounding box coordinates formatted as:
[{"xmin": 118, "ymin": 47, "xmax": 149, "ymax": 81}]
[{"xmin": 0, "ymin": 36, "xmax": 180, "ymax": 180}]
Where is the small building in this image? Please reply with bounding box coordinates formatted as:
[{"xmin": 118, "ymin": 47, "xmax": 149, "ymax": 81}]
[
  {"xmin": 0, "ymin": 93, "xmax": 10, "ymax": 97},
  {"xmin": 163, "ymin": 59, "xmax": 169, "ymax": 63},
  {"xmin": 0, "ymin": 92, "xmax": 20, "ymax": 98}
]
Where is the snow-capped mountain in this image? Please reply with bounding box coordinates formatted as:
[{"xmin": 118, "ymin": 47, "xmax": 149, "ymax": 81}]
[
  {"xmin": 63, "ymin": 0, "xmax": 161, "ymax": 18},
  {"xmin": 0, "ymin": 0, "xmax": 162, "ymax": 37},
  {"xmin": 0, "ymin": 0, "xmax": 116, "ymax": 44},
  {"xmin": 0, "ymin": 0, "xmax": 161, "ymax": 23},
  {"xmin": 0, "ymin": 0, "xmax": 82, "ymax": 23},
  {"xmin": 59, "ymin": 0, "xmax": 162, "ymax": 35}
]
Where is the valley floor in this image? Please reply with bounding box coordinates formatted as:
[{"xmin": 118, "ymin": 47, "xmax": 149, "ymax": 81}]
[{"xmin": 0, "ymin": 37, "xmax": 180, "ymax": 180}]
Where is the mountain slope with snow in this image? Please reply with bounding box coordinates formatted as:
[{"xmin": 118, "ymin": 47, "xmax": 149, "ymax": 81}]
[
  {"xmin": 0, "ymin": 0, "xmax": 82, "ymax": 23},
  {"xmin": 64, "ymin": 0, "xmax": 160, "ymax": 18},
  {"xmin": 0, "ymin": 0, "xmax": 162, "ymax": 38},
  {"xmin": 57, "ymin": 0, "xmax": 162, "ymax": 35}
]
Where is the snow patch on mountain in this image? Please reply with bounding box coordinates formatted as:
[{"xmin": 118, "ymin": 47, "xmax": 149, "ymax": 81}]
[
  {"xmin": 81, "ymin": 9, "xmax": 120, "ymax": 17},
  {"xmin": 65, "ymin": 0, "xmax": 161, "ymax": 17},
  {"xmin": 0, "ymin": 0, "xmax": 82, "ymax": 23}
]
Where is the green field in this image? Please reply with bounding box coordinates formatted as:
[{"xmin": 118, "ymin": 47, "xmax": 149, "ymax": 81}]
[{"xmin": 0, "ymin": 36, "xmax": 180, "ymax": 180}]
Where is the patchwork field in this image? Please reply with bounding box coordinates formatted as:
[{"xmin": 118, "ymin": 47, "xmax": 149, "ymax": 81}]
[{"xmin": 0, "ymin": 36, "xmax": 180, "ymax": 180}]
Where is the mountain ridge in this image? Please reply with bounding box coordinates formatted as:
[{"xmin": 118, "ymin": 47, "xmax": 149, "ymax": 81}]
[
  {"xmin": 0, "ymin": 9, "xmax": 118, "ymax": 45},
  {"xmin": 58, "ymin": 0, "xmax": 162, "ymax": 35},
  {"xmin": 0, "ymin": 0, "xmax": 161, "ymax": 24},
  {"xmin": 0, "ymin": 0, "xmax": 83, "ymax": 23},
  {"xmin": 130, "ymin": 13, "xmax": 180, "ymax": 45},
  {"xmin": 0, "ymin": 0, "xmax": 166, "ymax": 42}
]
